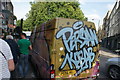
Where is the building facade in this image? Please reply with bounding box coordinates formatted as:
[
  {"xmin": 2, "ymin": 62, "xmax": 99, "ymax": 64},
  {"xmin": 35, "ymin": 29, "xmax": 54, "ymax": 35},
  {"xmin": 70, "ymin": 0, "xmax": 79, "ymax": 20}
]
[
  {"xmin": 102, "ymin": 11, "xmax": 111, "ymax": 48},
  {"xmin": 0, "ymin": 0, "xmax": 16, "ymax": 35},
  {"xmin": 102, "ymin": 0, "xmax": 120, "ymax": 51}
]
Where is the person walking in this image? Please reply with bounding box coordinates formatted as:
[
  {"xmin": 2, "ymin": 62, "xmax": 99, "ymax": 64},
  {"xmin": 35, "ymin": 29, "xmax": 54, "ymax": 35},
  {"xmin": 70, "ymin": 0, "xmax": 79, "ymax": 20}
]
[
  {"xmin": 5, "ymin": 35, "xmax": 20, "ymax": 78},
  {"xmin": 5, "ymin": 35, "xmax": 20, "ymax": 64},
  {"xmin": 0, "ymin": 38, "xmax": 15, "ymax": 79},
  {"xmin": 17, "ymin": 33, "xmax": 32, "ymax": 78}
]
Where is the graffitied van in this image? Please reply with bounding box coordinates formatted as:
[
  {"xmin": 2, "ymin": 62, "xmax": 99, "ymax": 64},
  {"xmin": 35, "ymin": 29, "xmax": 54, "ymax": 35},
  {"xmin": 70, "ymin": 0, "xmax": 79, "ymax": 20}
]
[{"xmin": 30, "ymin": 18, "xmax": 100, "ymax": 79}]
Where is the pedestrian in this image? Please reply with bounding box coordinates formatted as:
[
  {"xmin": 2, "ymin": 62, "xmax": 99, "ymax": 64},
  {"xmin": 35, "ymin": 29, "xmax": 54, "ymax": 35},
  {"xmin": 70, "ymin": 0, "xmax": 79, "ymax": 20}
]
[
  {"xmin": 0, "ymin": 38, "xmax": 15, "ymax": 80},
  {"xmin": 0, "ymin": 33, "xmax": 5, "ymax": 39},
  {"xmin": 5, "ymin": 35, "xmax": 20, "ymax": 78},
  {"xmin": 5, "ymin": 35, "xmax": 20, "ymax": 64},
  {"xmin": 17, "ymin": 33, "xmax": 32, "ymax": 78}
]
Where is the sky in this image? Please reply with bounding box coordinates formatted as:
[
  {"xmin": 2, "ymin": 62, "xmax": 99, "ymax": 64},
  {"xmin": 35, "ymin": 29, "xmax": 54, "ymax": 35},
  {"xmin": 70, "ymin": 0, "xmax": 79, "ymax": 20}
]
[{"xmin": 11, "ymin": 0, "xmax": 117, "ymax": 30}]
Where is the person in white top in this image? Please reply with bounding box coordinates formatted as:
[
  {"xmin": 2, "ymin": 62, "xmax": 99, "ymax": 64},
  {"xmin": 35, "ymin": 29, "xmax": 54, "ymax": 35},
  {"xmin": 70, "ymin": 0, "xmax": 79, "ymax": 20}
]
[{"xmin": 0, "ymin": 38, "xmax": 15, "ymax": 79}]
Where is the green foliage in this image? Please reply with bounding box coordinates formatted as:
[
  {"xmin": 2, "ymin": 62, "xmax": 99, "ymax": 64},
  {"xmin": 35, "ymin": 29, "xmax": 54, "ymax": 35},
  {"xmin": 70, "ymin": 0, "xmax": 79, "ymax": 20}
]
[
  {"xmin": 16, "ymin": 19, "xmax": 32, "ymax": 31},
  {"xmin": 16, "ymin": 20, "xmax": 21, "ymax": 27},
  {"xmin": 18, "ymin": 1, "xmax": 86, "ymax": 31}
]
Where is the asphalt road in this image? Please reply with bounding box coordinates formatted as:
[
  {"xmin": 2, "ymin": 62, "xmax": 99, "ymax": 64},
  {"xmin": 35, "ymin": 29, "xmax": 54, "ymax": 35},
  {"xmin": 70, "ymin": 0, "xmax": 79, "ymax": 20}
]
[
  {"xmin": 98, "ymin": 55, "xmax": 111, "ymax": 79},
  {"xmin": 97, "ymin": 47, "xmax": 119, "ymax": 80}
]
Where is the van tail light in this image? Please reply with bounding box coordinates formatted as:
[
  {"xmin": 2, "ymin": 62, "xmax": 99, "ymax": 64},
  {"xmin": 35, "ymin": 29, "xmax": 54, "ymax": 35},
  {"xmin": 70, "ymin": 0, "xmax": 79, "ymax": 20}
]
[
  {"xmin": 96, "ymin": 61, "xmax": 100, "ymax": 66},
  {"xmin": 95, "ymin": 61, "xmax": 100, "ymax": 73},
  {"xmin": 50, "ymin": 70, "xmax": 55, "ymax": 80}
]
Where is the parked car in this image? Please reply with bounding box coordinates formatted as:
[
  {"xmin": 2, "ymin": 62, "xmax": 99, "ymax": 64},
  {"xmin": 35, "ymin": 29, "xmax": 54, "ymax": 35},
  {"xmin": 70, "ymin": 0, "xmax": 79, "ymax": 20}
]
[
  {"xmin": 115, "ymin": 49, "xmax": 120, "ymax": 55},
  {"xmin": 30, "ymin": 18, "xmax": 100, "ymax": 79},
  {"xmin": 105, "ymin": 57, "xmax": 120, "ymax": 79}
]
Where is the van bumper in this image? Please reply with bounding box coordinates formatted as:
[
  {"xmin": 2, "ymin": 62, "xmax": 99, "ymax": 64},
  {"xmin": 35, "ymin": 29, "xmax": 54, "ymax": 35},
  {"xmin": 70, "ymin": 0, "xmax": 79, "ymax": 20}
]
[
  {"xmin": 81, "ymin": 73, "xmax": 99, "ymax": 80},
  {"xmin": 55, "ymin": 73, "xmax": 99, "ymax": 80}
]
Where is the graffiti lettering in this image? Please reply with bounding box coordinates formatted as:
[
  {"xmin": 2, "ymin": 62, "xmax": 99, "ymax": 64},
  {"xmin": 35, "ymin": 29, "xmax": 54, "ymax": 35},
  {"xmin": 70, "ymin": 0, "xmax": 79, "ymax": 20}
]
[
  {"xmin": 56, "ymin": 27, "xmax": 98, "ymax": 52},
  {"xmin": 60, "ymin": 47, "xmax": 95, "ymax": 70},
  {"xmin": 56, "ymin": 21, "xmax": 98, "ymax": 75}
]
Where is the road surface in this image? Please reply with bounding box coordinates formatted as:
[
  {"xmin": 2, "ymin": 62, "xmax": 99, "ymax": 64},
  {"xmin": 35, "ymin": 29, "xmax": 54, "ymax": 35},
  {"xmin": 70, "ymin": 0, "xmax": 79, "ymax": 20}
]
[
  {"xmin": 97, "ymin": 47, "xmax": 120, "ymax": 80},
  {"xmin": 98, "ymin": 55, "xmax": 111, "ymax": 79}
]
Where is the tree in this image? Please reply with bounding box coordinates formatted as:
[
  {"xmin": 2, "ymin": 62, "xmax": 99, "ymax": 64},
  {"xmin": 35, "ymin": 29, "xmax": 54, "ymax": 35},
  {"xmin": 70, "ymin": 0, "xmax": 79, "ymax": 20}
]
[
  {"xmin": 16, "ymin": 19, "xmax": 32, "ymax": 31},
  {"xmin": 16, "ymin": 20, "xmax": 21, "ymax": 27},
  {"xmin": 17, "ymin": 1, "xmax": 86, "ymax": 30}
]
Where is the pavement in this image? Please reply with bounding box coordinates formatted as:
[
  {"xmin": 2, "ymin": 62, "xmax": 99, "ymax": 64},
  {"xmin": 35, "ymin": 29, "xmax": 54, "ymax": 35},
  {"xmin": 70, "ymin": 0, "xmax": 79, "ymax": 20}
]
[
  {"xmin": 99, "ymin": 47, "xmax": 120, "ymax": 58},
  {"xmin": 25, "ymin": 61, "xmax": 36, "ymax": 78},
  {"xmin": 13, "ymin": 59, "xmax": 36, "ymax": 79}
]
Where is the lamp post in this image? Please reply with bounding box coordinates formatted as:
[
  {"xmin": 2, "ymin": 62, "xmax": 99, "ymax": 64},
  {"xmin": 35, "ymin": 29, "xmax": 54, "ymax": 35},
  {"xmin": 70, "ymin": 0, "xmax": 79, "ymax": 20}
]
[
  {"xmin": 20, "ymin": 18, "xmax": 23, "ymax": 33},
  {"xmin": 89, "ymin": 18, "xmax": 100, "ymax": 31}
]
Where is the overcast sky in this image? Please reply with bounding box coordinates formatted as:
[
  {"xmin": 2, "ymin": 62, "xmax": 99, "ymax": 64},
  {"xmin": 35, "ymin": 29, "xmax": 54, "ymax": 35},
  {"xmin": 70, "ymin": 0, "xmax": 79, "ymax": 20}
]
[{"xmin": 12, "ymin": 0, "xmax": 117, "ymax": 30}]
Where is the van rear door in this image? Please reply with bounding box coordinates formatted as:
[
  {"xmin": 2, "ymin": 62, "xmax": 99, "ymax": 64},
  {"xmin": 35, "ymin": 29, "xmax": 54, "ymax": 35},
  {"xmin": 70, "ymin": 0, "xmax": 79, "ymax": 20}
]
[{"xmin": 54, "ymin": 18, "xmax": 99, "ymax": 79}]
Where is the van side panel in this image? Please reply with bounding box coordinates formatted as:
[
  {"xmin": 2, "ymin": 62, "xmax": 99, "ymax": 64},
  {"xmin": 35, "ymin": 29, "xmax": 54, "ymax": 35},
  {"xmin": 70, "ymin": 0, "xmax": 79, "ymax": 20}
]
[
  {"xmin": 44, "ymin": 19, "xmax": 57, "ymax": 68},
  {"xmin": 31, "ymin": 19, "xmax": 57, "ymax": 78}
]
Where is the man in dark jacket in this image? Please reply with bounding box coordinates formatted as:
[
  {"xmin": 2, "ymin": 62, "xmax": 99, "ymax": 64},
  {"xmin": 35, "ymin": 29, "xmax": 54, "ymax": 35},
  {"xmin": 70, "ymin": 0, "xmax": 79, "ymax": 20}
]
[
  {"xmin": 5, "ymin": 35, "xmax": 20, "ymax": 78},
  {"xmin": 5, "ymin": 35, "xmax": 20, "ymax": 64}
]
